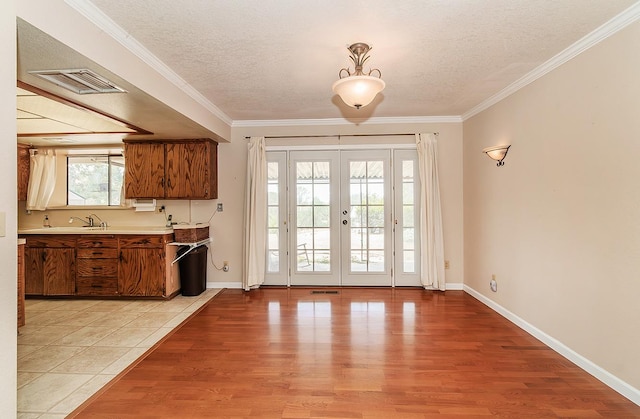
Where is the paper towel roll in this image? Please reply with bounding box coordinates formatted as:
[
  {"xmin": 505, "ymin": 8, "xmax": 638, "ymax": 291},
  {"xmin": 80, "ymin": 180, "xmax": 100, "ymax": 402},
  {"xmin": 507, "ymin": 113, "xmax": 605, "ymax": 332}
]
[{"xmin": 133, "ymin": 199, "xmax": 156, "ymax": 212}]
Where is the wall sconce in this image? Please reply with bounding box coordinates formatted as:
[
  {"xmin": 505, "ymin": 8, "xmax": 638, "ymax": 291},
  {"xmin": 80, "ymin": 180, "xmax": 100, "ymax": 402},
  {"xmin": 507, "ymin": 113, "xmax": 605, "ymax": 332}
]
[{"xmin": 482, "ymin": 145, "xmax": 511, "ymax": 167}]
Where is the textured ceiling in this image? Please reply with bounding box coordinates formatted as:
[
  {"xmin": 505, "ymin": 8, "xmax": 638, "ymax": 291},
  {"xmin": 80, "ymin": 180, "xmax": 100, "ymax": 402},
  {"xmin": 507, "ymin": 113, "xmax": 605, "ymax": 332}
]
[{"xmin": 86, "ymin": 0, "xmax": 637, "ymax": 121}]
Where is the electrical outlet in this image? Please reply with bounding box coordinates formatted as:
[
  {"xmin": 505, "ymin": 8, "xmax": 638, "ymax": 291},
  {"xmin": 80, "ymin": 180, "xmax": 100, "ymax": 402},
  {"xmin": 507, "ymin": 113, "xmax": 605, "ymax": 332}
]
[
  {"xmin": 217, "ymin": 203, "xmax": 224, "ymax": 212},
  {"xmin": 444, "ymin": 260, "xmax": 450, "ymax": 269},
  {"xmin": 490, "ymin": 275, "xmax": 498, "ymax": 292},
  {"xmin": 223, "ymin": 261, "xmax": 229, "ymax": 272}
]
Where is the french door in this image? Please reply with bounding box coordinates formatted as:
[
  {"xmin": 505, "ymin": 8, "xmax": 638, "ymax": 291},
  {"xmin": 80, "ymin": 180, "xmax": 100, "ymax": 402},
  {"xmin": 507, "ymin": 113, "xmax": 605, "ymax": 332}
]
[{"xmin": 265, "ymin": 148, "xmax": 421, "ymax": 287}]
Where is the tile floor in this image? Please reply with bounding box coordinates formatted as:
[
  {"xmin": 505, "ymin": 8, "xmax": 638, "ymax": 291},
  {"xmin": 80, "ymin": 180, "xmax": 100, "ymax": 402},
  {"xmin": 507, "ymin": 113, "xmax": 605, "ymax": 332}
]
[{"xmin": 17, "ymin": 289, "xmax": 222, "ymax": 418}]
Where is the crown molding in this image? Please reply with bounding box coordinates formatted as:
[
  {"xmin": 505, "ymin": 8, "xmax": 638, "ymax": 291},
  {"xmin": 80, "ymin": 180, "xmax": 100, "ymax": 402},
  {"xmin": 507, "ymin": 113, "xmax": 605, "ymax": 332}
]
[
  {"xmin": 66, "ymin": 0, "xmax": 640, "ymax": 128},
  {"xmin": 232, "ymin": 115, "xmax": 462, "ymax": 128},
  {"xmin": 64, "ymin": 0, "xmax": 233, "ymax": 126},
  {"xmin": 462, "ymin": 2, "xmax": 640, "ymax": 121}
]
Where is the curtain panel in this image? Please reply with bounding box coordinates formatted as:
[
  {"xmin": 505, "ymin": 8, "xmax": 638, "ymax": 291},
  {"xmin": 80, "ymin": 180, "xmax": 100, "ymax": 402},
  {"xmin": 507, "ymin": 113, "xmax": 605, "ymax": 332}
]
[
  {"xmin": 242, "ymin": 137, "xmax": 267, "ymax": 290},
  {"xmin": 416, "ymin": 133, "xmax": 446, "ymax": 290},
  {"xmin": 26, "ymin": 149, "xmax": 56, "ymax": 211}
]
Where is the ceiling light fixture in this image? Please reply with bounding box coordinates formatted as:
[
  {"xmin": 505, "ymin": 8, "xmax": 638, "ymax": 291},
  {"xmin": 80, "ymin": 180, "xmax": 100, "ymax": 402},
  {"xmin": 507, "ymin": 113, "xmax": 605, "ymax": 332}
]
[
  {"xmin": 483, "ymin": 145, "xmax": 511, "ymax": 167},
  {"xmin": 332, "ymin": 43, "xmax": 385, "ymax": 109}
]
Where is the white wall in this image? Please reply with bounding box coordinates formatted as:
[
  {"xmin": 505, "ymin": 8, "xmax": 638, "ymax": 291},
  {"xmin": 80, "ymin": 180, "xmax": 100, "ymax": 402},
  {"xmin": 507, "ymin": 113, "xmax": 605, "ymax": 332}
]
[
  {"xmin": 1, "ymin": 2, "xmax": 18, "ymax": 417},
  {"xmin": 463, "ymin": 21, "xmax": 640, "ymax": 392}
]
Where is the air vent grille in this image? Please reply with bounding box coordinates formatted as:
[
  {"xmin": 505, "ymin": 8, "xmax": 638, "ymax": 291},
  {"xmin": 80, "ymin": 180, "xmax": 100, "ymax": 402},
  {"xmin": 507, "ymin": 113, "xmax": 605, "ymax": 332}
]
[{"xmin": 28, "ymin": 69, "xmax": 127, "ymax": 95}]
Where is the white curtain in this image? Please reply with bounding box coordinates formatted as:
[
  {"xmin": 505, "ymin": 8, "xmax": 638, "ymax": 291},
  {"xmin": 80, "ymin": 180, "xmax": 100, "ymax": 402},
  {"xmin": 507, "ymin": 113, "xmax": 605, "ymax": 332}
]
[
  {"xmin": 416, "ymin": 133, "xmax": 446, "ymax": 291},
  {"xmin": 26, "ymin": 149, "xmax": 57, "ymax": 211},
  {"xmin": 242, "ymin": 136, "xmax": 267, "ymax": 290}
]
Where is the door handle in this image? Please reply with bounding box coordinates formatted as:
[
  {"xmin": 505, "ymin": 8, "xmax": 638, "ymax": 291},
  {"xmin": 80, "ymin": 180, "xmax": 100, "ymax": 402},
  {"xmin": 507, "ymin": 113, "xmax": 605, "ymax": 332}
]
[
  {"xmin": 342, "ymin": 210, "xmax": 348, "ymax": 215},
  {"xmin": 342, "ymin": 220, "xmax": 348, "ymax": 225}
]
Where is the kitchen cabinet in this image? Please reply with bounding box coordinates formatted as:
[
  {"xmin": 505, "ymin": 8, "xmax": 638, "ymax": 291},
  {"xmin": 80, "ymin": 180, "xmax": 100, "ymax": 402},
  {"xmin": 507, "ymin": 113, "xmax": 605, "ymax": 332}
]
[
  {"xmin": 76, "ymin": 236, "xmax": 119, "ymax": 296},
  {"xmin": 124, "ymin": 139, "xmax": 218, "ymax": 200},
  {"xmin": 18, "ymin": 144, "xmax": 30, "ymax": 201},
  {"xmin": 123, "ymin": 142, "xmax": 165, "ymax": 199},
  {"xmin": 22, "ymin": 233, "xmax": 179, "ymax": 299},
  {"xmin": 18, "ymin": 241, "xmax": 25, "ymax": 327},
  {"xmin": 118, "ymin": 235, "xmax": 164, "ymax": 296},
  {"xmin": 118, "ymin": 234, "xmax": 178, "ymax": 297},
  {"xmin": 24, "ymin": 236, "xmax": 76, "ymax": 296},
  {"xmin": 116, "ymin": 234, "xmax": 177, "ymax": 297}
]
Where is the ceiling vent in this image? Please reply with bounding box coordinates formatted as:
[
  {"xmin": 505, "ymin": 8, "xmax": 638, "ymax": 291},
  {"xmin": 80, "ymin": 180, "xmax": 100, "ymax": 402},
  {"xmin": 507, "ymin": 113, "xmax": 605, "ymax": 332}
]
[{"xmin": 28, "ymin": 69, "xmax": 127, "ymax": 95}]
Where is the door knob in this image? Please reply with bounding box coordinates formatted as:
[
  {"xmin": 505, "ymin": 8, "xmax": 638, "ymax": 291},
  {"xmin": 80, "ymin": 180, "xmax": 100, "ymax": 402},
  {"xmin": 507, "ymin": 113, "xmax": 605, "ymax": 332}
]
[
  {"xmin": 342, "ymin": 220, "xmax": 348, "ymax": 225},
  {"xmin": 342, "ymin": 210, "xmax": 348, "ymax": 215}
]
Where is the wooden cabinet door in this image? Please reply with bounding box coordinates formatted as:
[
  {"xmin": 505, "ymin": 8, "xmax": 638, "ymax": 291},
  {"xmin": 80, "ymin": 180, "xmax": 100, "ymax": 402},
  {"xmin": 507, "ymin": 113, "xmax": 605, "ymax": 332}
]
[
  {"xmin": 18, "ymin": 244, "xmax": 25, "ymax": 327},
  {"xmin": 18, "ymin": 145, "xmax": 30, "ymax": 201},
  {"xmin": 124, "ymin": 142, "xmax": 165, "ymax": 199},
  {"xmin": 24, "ymin": 248, "xmax": 44, "ymax": 295},
  {"xmin": 43, "ymin": 248, "xmax": 76, "ymax": 295},
  {"xmin": 165, "ymin": 142, "xmax": 211, "ymax": 199},
  {"xmin": 118, "ymin": 248, "xmax": 165, "ymax": 296}
]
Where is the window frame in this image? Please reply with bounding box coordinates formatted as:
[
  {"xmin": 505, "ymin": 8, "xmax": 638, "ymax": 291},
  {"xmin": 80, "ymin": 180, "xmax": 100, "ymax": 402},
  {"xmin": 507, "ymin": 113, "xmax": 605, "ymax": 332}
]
[{"xmin": 66, "ymin": 153, "xmax": 125, "ymax": 207}]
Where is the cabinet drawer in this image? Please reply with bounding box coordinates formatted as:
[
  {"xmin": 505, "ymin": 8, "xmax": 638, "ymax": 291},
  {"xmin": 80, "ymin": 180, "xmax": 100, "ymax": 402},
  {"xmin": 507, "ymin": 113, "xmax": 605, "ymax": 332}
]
[
  {"xmin": 25, "ymin": 236, "xmax": 76, "ymax": 248},
  {"xmin": 78, "ymin": 236, "xmax": 117, "ymax": 248},
  {"xmin": 77, "ymin": 248, "xmax": 119, "ymax": 259},
  {"xmin": 76, "ymin": 277, "xmax": 118, "ymax": 296},
  {"xmin": 119, "ymin": 235, "xmax": 168, "ymax": 248},
  {"xmin": 77, "ymin": 259, "xmax": 118, "ymax": 278}
]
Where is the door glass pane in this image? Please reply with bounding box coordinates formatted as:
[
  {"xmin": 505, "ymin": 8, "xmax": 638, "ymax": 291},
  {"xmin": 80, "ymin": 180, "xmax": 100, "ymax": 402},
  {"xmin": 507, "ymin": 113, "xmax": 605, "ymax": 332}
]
[
  {"xmin": 297, "ymin": 206, "xmax": 313, "ymax": 227},
  {"xmin": 368, "ymin": 250, "xmax": 385, "ymax": 272},
  {"xmin": 296, "ymin": 161, "xmax": 331, "ymax": 272},
  {"xmin": 403, "ymin": 206, "xmax": 414, "ymax": 227},
  {"xmin": 403, "ymin": 250, "xmax": 415, "ymax": 273},
  {"xmin": 368, "ymin": 205, "xmax": 384, "ymax": 228},
  {"xmin": 351, "ymin": 228, "xmax": 365, "ymax": 250},
  {"xmin": 350, "ymin": 251, "xmax": 367, "ymax": 272},
  {"xmin": 349, "ymin": 160, "xmax": 385, "ymax": 273},
  {"xmin": 367, "ymin": 183, "xmax": 384, "ymax": 205},
  {"xmin": 402, "ymin": 160, "xmax": 416, "ymax": 273},
  {"xmin": 267, "ymin": 161, "xmax": 281, "ymax": 273},
  {"xmin": 314, "ymin": 183, "xmax": 330, "ymax": 205},
  {"xmin": 314, "ymin": 206, "xmax": 330, "ymax": 228}
]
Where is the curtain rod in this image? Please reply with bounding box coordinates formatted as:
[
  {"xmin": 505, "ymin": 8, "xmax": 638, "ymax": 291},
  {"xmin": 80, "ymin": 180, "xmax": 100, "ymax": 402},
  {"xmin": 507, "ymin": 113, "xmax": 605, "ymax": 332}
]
[{"xmin": 245, "ymin": 132, "xmax": 438, "ymax": 139}]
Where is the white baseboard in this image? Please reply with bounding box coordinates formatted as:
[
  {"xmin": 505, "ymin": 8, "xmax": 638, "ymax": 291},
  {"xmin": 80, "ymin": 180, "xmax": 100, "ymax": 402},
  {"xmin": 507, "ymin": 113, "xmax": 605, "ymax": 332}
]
[
  {"xmin": 464, "ymin": 284, "xmax": 640, "ymax": 406},
  {"xmin": 209, "ymin": 281, "xmax": 464, "ymax": 290},
  {"xmin": 207, "ymin": 281, "xmax": 242, "ymax": 289}
]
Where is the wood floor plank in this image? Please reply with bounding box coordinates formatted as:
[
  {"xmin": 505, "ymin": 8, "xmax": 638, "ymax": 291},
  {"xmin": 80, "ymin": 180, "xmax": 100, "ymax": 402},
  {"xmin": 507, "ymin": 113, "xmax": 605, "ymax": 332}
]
[{"xmin": 69, "ymin": 288, "xmax": 640, "ymax": 418}]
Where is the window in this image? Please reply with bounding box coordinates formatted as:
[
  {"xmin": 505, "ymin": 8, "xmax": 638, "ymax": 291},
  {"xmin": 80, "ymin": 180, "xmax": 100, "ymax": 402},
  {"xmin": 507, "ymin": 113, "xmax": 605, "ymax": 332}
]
[{"xmin": 67, "ymin": 155, "xmax": 124, "ymax": 206}]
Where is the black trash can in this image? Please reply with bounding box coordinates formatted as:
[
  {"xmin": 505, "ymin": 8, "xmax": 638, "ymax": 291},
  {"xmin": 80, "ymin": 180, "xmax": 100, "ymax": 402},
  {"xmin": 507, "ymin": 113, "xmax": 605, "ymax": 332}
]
[{"xmin": 178, "ymin": 245, "xmax": 207, "ymax": 296}]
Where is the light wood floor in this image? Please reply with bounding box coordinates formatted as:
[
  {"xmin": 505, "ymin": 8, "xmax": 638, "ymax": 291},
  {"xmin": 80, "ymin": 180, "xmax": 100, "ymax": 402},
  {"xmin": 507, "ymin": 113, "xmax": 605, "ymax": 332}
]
[{"xmin": 70, "ymin": 288, "xmax": 640, "ymax": 418}]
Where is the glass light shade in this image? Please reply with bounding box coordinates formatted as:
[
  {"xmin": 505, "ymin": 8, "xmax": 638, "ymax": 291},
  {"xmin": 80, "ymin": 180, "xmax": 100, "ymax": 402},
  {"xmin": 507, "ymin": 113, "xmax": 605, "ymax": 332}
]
[
  {"xmin": 482, "ymin": 145, "xmax": 510, "ymax": 162},
  {"xmin": 332, "ymin": 75, "xmax": 386, "ymax": 109}
]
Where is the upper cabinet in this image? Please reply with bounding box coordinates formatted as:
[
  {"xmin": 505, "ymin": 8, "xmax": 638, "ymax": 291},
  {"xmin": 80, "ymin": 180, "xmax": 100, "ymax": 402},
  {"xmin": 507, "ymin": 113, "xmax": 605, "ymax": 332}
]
[
  {"xmin": 124, "ymin": 142, "xmax": 165, "ymax": 198},
  {"xmin": 17, "ymin": 144, "xmax": 30, "ymax": 201},
  {"xmin": 124, "ymin": 139, "xmax": 218, "ymax": 200}
]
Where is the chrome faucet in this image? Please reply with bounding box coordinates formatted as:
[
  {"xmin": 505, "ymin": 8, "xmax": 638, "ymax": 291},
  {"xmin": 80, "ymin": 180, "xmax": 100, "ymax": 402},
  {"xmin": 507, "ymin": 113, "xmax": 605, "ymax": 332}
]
[
  {"xmin": 89, "ymin": 213, "xmax": 107, "ymax": 228},
  {"xmin": 68, "ymin": 216, "xmax": 94, "ymax": 227}
]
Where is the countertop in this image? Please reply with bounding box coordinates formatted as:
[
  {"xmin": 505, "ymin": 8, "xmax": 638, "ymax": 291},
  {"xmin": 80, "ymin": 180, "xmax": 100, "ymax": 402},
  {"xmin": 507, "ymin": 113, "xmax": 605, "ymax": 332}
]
[{"xmin": 18, "ymin": 226, "xmax": 174, "ymax": 235}]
